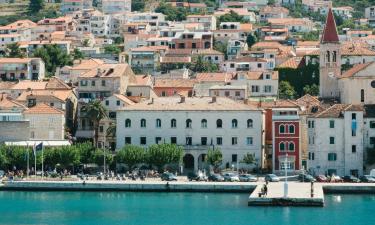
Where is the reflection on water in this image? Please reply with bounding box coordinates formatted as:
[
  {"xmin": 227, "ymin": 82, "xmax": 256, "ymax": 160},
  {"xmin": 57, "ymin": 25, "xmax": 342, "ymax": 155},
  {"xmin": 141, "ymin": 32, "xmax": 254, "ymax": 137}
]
[{"xmin": 332, "ymin": 195, "xmax": 342, "ymax": 203}]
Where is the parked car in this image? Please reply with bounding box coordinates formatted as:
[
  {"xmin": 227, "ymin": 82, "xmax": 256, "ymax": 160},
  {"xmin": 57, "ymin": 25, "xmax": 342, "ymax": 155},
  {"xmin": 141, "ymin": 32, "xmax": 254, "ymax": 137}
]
[
  {"xmin": 187, "ymin": 172, "xmax": 207, "ymax": 181},
  {"xmin": 161, "ymin": 172, "xmax": 177, "ymax": 181},
  {"xmin": 329, "ymin": 175, "xmax": 343, "ymax": 183},
  {"xmin": 208, "ymin": 174, "xmax": 224, "ymax": 182},
  {"xmin": 315, "ymin": 175, "xmax": 328, "ymax": 182},
  {"xmin": 298, "ymin": 174, "xmax": 316, "ymax": 182},
  {"xmin": 222, "ymin": 173, "xmax": 240, "ymax": 182},
  {"xmin": 265, "ymin": 174, "xmax": 280, "ymax": 182},
  {"xmin": 343, "ymin": 175, "xmax": 360, "ymax": 183},
  {"xmin": 239, "ymin": 174, "xmax": 257, "ymax": 182},
  {"xmin": 360, "ymin": 175, "xmax": 375, "ymax": 183}
]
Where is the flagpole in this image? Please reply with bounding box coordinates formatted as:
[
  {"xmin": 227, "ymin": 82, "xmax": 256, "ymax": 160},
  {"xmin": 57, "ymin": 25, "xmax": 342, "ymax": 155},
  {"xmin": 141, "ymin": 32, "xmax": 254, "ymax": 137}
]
[
  {"xmin": 42, "ymin": 144, "xmax": 44, "ymax": 180},
  {"xmin": 34, "ymin": 143, "xmax": 37, "ymax": 180},
  {"xmin": 27, "ymin": 144, "xmax": 29, "ymax": 179}
]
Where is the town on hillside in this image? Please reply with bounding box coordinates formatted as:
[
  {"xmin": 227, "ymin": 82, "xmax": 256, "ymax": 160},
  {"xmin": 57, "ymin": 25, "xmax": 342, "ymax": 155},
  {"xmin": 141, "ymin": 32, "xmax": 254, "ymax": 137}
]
[{"xmin": 0, "ymin": 0, "xmax": 375, "ymax": 182}]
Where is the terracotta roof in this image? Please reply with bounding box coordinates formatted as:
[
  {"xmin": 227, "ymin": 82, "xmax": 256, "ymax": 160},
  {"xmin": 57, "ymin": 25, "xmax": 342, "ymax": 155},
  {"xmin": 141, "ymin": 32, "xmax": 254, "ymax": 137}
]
[
  {"xmin": 321, "ymin": 8, "xmax": 339, "ymax": 43},
  {"xmin": 10, "ymin": 81, "xmax": 47, "ymax": 90},
  {"xmin": 0, "ymin": 81, "xmax": 16, "ymax": 90},
  {"xmin": 196, "ymin": 73, "xmax": 234, "ymax": 82},
  {"xmin": 16, "ymin": 90, "xmax": 73, "ymax": 102},
  {"xmin": 121, "ymin": 97, "xmax": 260, "ymax": 111},
  {"xmin": 0, "ymin": 94, "xmax": 27, "ymax": 110},
  {"xmin": 237, "ymin": 71, "xmax": 279, "ymax": 80},
  {"xmin": 80, "ymin": 64, "xmax": 130, "ymax": 78},
  {"xmin": 45, "ymin": 77, "xmax": 71, "ymax": 90},
  {"xmin": 260, "ymin": 6, "xmax": 289, "ymax": 14},
  {"xmin": 268, "ymin": 18, "xmax": 313, "ymax": 26},
  {"xmin": 165, "ymin": 49, "xmax": 193, "ymax": 56},
  {"xmin": 24, "ymin": 103, "xmax": 64, "ymax": 114},
  {"xmin": 0, "ymin": 58, "xmax": 39, "ymax": 64},
  {"xmin": 229, "ymin": 56, "xmax": 267, "ymax": 63},
  {"xmin": 70, "ymin": 59, "xmax": 105, "ymax": 70},
  {"xmin": 160, "ymin": 56, "xmax": 191, "ymax": 63},
  {"xmin": 255, "ymin": 100, "xmax": 301, "ymax": 109},
  {"xmin": 113, "ymin": 94, "xmax": 135, "ymax": 105},
  {"xmin": 193, "ymin": 49, "xmax": 224, "ymax": 55},
  {"xmin": 154, "ymin": 78, "xmax": 197, "ymax": 88},
  {"xmin": 133, "ymin": 75, "xmax": 151, "ymax": 86},
  {"xmin": 277, "ymin": 57, "xmax": 304, "ymax": 69},
  {"xmin": 312, "ymin": 104, "xmax": 363, "ymax": 118},
  {"xmin": 340, "ymin": 62, "xmax": 372, "ymax": 78}
]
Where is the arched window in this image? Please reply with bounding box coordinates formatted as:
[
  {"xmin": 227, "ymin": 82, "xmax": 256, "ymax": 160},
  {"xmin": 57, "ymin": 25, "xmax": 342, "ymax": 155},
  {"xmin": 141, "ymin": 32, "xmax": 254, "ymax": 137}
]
[
  {"xmin": 156, "ymin": 119, "xmax": 161, "ymax": 128},
  {"xmin": 140, "ymin": 119, "xmax": 146, "ymax": 128},
  {"xmin": 280, "ymin": 142, "xmax": 285, "ymax": 151},
  {"xmin": 247, "ymin": 119, "xmax": 253, "ymax": 128},
  {"xmin": 186, "ymin": 119, "xmax": 192, "ymax": 128},
  {"xmin": 201, "ymin": 119, "xmax": 207, "ymax": 128},
  {"xmin": 216, "ymin": 119, "xmax": 222, "ymax": 128},
  {"xmin": 289, "ymin": 125, "xmax": 295, "ymax": 134},
  {"xmin": 171, "ymin": 119, "xmax": 176, "ymax": 128},
  {"xmin": 232, "ymin": 119, "xmax": 238, "ymax": 128},
  {"xmin": 125, "ymin": 119, "xmax": 131, "ymax": 128},
  {"xmin": 326, "ymin": 51, "xmax": 330, "ymax": 63},
  {"xmin": 333, "ymin": 51, "xmax": 337, "ymax": 62},
  {"xmin": 279, "ymin": 124, "xmax": 285, "ymax": 133},
  {"xmin": 289, "ymin": 142, "xmax": 295, "ymax": 151}
]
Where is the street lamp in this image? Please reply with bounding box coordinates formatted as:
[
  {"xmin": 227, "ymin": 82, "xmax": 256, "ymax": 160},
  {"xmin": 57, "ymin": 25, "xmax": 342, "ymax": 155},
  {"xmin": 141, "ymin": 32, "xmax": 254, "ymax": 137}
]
[
  {"xmin": 103, "ymin": 146, "xmax": 107, "ymax": 176},
  {"xmin": 284, "ymin": 153, "xmax": 288, "ymax": 198}
]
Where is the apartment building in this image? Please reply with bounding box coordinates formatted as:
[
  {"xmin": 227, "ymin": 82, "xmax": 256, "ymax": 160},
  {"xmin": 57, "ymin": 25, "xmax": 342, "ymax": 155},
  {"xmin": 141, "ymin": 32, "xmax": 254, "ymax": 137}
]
[{"xmin": 0, "ymin": 58, "xmax": 45, "ymax": 81}]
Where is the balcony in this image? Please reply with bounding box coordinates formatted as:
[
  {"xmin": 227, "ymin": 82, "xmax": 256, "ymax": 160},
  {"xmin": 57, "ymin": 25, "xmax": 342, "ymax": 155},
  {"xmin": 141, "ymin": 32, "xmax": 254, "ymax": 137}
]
[
  {"xmin": 183, "ymin": 145, "xmax": 210, "ymax": 151},
  {"xmin": 75, "ymin": 129, "xmax": 95, "ymax": 138}
]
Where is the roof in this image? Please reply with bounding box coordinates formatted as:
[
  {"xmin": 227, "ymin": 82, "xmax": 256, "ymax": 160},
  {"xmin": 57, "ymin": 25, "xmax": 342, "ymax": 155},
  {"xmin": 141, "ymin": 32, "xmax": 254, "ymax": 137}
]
[
  {"xmin": 255, "ymin": 100, "xmax": 301, "ymax": 109},
  {"xmin": 340, "ymin": 62, "xmax": 372, "ymax": 78},
  {"xmin": 10, "ymin": 81, "xmax": 48, "ymax": 90},
  {"xmin": 0, "ymin": 94, "xmax": 27, "ymax": 110},
  {"xmin": 120, "ymin": 97, "xmax": 260, "ymax": 111},
  {"xmin": 260, "ymin": 6, "xmax": 289, "ymax": 14},
  {"xmin": 0, "ymin": 58, "xmax": 39, "ymax": 64},
  {"xmin": 133, "ymin": 75, "xmax": 151, "ymax": 86},
  {"xmin": 45, "ymin": 77, "xmax": 71, "ymax": 90},
  {"xmin": 113, "ymin": 94, "xmax": 135, "ymax": 105},
  {"xmin": 209, "ymin": 85, "xmax": 247, "ymax": 90},
  {"xmin": 196, "ymin": 73, "xmax": 234, "ymax": 82},
  {"xmin": 70, "ymin": 59, "xmax": 104, "ymax": 70},
  {"xmin": 154, "ymin": 78, "xmax": 197, "ymax": 88},
  {"xmin": 321, "ymin": 8, "xmax": 339, "ymax": 43},
  {"xmin": 160, "ymin": 56, "xmax": 191, "ymax": 63},
  {"xmin": 80, "ymin": 64, "xmax": 129, "ymax": 78},
  {"xmin": 267, "ymin": 18, "xmax": 313, "ymax": 26},
  {"xmin": 277, "ymin": 57, "xmax": 305, "ymax": 69},
  {"xmin": 229, "ymin": 56, "xmax": 267, "ymax": 63},
  {"xmin": 237, "ymin": 71, "xmax": 279, "ymax": 80},
  {"xmin": 16, "ymin": 90, "xmax": 73, "ymax": 102},
  {"xmin": 312, "ymin": 104, "xmax": 363, "ymax": 118},
  {"xmin": 24, "ymin": 103, "xmax": 64, "ymax": 114}
]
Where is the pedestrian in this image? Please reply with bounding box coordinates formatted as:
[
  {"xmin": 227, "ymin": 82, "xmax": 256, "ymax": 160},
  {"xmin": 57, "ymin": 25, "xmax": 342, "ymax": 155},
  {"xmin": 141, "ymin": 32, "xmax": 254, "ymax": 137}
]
[{"xmin": 264, "ymin": 184, "xmax": 268, "ymax": 196}]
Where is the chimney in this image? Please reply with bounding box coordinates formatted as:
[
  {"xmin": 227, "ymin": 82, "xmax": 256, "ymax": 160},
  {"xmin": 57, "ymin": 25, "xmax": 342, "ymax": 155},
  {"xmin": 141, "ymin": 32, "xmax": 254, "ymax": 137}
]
[
  {"xmin": 180, "ymin": 96, "xmax": 185, "ymax": 103},
  {"xmin": 212, "ymin": 96, "xmax": 216, "ymax": 103},
  {"xmin": 96, "ymin": 68, "xmax": 102, "ymax": 77}
]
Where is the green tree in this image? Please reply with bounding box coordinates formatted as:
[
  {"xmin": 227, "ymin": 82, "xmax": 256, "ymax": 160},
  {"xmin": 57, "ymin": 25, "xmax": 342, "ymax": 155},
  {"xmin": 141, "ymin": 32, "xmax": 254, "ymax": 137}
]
[
  {"xmin": 116, "ymin": 145, "xmax": 145, "ymax": 170},
  {"xmin": 155, "ymin": 2, "xmax": 188, "ymax": 21},
  {"xmin": 75, "ymin": 142, "xmax": 96, "ymax": 165},
  {"xmin": 303, "ymin": 84, "xmax": 319, "ymax": 96},
  {"xmin": 90, "ymin": 148, "xmax": 114, "ymax": 166},
  {"xmin": 104, "ymin": 44, "xmax": 122, "ymax": 55},
  {"xmin": 5, "ymin": 43, "xmax": 25, "ymax": 58},
  {"xmin": 279, "ymin": 81, "xmax": 297, "ymax": 99},
  {"xmin": 6, "ymin": 146, "xmax": 28, "ymax": 170},
  {"xmin": 28, "ymin": 0, "xmax": 44, "ymax": 14},
  {"xmin": 193, "ymin": 56, "xmax": 219, "ymax": 73},
  {"xmin": 219, "ymin": 10, "xmax": 245, "ymax": 23},
  {"xmin": 213, "ymin": 41, "xmax": 228, "ymax": 59},
  {"xmin": 241, "ymin": 153, "xmax": 255, "ymax": 165},
  {"xmin": 206, "ymin": 147, "xmax": 222, "ymax": 171},
  {"xmin": 246, "ymin": 33, "xmax": 257, "ymax": 48},
  {"xmin": 146, "ymin": 144, "xmax": 184, "ymax": 172},
  {"xmin": 81, "ymin": 100, "xmax": 107, "ymax": 147},
  {"xmin": 82, "ymin": 39, "xmax": 90, "ymax": 47},
  {"xmin": 33, "ymin": 45, "xmax": 72, "ymax": 77},
  {"xmin": 302, "ymin": 31, "xmax": 320, "ymax": 41},
  {"xmin": 0, "ymin": 145, "xmax": 9, "ymax": 170},
  {"xmin": 72, "ymin": 48, "xmax": 84, "ymax": 60},
  {"xmin": 132, "ymin": 0, "xmax": 145, "ymax": 12}
]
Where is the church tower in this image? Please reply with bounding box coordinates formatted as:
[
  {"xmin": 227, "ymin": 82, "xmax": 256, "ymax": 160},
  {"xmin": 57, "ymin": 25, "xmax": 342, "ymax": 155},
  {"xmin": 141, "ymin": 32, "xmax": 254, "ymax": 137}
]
[{"xmin": 319, "ymin": 8, "xmax": 341, "ymax": 99}]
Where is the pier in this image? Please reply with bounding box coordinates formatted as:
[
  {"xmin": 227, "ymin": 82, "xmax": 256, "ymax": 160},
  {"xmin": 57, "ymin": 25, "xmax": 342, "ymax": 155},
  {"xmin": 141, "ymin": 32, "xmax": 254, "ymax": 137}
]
[{"xmin": 248, "ymin": 182, "xmax": 324, "ymax": 207}]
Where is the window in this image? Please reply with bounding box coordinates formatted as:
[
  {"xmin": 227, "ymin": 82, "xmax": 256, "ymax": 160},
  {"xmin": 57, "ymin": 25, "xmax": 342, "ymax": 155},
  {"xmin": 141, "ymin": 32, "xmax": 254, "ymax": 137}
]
[
  {"xmin": 361, "ymin": 89, "xmax": 365, "ymax": 103},
  {"xmin": 156, "ymin": 119, "xmax": 161, "ymax": 128},
  {"xmin": 91, "ymin": 80, "xmax": 95, "ymax": 86},
  {"xmin": 235, "ymin": 91, "xmax": 240, "ymax": 97},
  {"xmin": 125, "ymin": 137, "xmax": 131, "ymax": 144},
  {"xmin": 155, "ymin": 137, "xmax": 162, "ymax": 144},
  {"xmin": 171, "ymin": 119, "xmax": 176, "ymax": 128},
  {"xmin": 232, "ymin": 119, "xmax": 238, "ymax": 128},
  {"xmin": 288, "ymin": 142, "xmax": 295, "ymax": 151},
  {"xmin": 308, "ymin": 120, "xmax": 315, "ymax": 128},
  {"xmin": 352, "ymin": 145, "xmax": 356, "ymax": 153},
  {"xmin": 251, "ymin": 85, "xmax": 259, "ymax": 92},
  {"xmin": 257, "ymin": 63, "xmax": 262, "ymax": 68},
  {"xmin": 186, "ymin": 137, "xmax": 192, "ymax": 145},
  {"xmin": 80, "ymin": 80, "xmax": 87, "ymax": 86},
  {"xmin": 186, "ymin": 119, "xmax": 192, "ymax": 128},
  {"xmin": 230, "ymin": 63, "xmax": 235, "ymax": 68},
  {"xmin": 232, "ymin": 137, "xmax": 238, "ymax": 145},
  {"xmin": 247, "ymin": 119, "xmax": 253, "ymax": 128},
  {"xmin": 280, "ymin": 162, "xmax": 294, "ymax": 170},
  {"xmin": 330, "ymin": 137, "xmax": 335, "ymax": 144},
  {"xmin": 328, "ymin": 153, "xmax": 337, "ymax": 161},
  {"xmin": 329, "ymin": 120, "xmax": 335, "ymax": 128},
  {"xmin": 216, "ymin": 137, "xmax": 223, "ymax": 145},
  {"xmin": 246, "ymin": 137, "xmax": 253, "ymax": 145},
  {"xmin": 140, "ymin": 137, "xmax": 147, "ymax": 145},
  {"xmin": 161, "ymin": 91, "xmax": 166, "ymax": 97},
  {"xmin": 225, "ymin": 91, "xmax": 230, "ymax": 97},
  {"xmin": 216, "ymin": 119, "xmax": 222, "ymax": 128},
  {"xmin": 102, "ymin": 80, "xmax": 106, "ymax": 86},
  {"xmin": 140, "ymin": 119, "xmax": 146, "ymax": 128},
  {"xmin": 280, "ymin": 142, "xmax": 285, "ymax": 151},
  {"xmin": 125, "ymin": 119, "xmax": 131, "ymax": 128},
  {"xmin": 232, "ymin": 154, "xmax": 237, "ymax": 162},
  {"xmin": 201, "ymin": 137, "xmax": 207, "ymax": 145},
  {"xmin": 289, "ymin": 125, "xmax": 295, "ymax": 134},
  {"xmin": 308, "ymin": 152, "xmax": 315, "ymax": 160},
  {"xmin": 279, "ymin": 124, "xmax": 285, "ymax": 133},
  {"xmin": 201, "ymin": 119, "xmax": 207, "ymax": 128},
  {"xmin": 370, "ymin": 121, "xmax": 375, "ymax": 128},
  {"xmin": 171, "ymin": 137, "xmax": 177, "ymax": 144},
  {"xmin": 99, "ymin": 126, "xmax": 103, "ymax": 133},
  {"xmin": 116, "ymin": 100, "xmax": 120, "ymax": 106},
  {"xmin": 264, "ymin": 85, "xmax": 272, "ymax": 93},
  {"xmin": 105, "ymin": 100, "xmax": 109, "ymax": 106}
]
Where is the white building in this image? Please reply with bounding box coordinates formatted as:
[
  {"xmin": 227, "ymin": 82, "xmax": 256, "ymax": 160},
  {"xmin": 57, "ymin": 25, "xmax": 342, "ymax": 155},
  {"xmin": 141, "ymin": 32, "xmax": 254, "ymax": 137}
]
[
  {"xmin": 116, "ymin": 96, "xmax": 265, "ymax": 171},
  {"xmin": 60, "ymin": 0, "xmax": 92, "ymax": 14},
  {"xmin": 102, "ymin": 0, "xmax": 131, "ymax": 14},
  {"xmin": 307, "ymin": 104, "xmax": 364, "ymax": 177},
  {"xmin": 0, "ymin": 58, "xmax": 45, "ymax": 81}
]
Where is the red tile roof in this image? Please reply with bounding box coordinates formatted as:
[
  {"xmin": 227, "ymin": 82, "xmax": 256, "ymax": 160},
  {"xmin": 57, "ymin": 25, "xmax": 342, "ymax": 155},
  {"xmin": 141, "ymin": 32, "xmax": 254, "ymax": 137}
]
[
  {"xmin": 340, "ymin": 62, "xmax": 372, "ymax": 78},
  {"xmin": 321, "ymin": 8, "xmax": 339, "ymax": 43},
  {"xmin": 24, "ymin": 103, "xmax": 64, "ymax": 114}
]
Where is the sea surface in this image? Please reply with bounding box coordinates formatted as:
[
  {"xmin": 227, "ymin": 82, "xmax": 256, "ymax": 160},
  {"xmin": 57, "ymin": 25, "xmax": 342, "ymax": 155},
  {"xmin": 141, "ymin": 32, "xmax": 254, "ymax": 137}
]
[{"xmin": 0, "ymin": 191, "xmax": 374, "ymax": 225}]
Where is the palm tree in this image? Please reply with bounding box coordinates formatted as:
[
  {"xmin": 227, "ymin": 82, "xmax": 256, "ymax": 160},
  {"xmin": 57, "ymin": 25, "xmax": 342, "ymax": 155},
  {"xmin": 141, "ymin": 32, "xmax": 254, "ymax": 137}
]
[{"xmin": 82, "ymin": 100, "xmax": 107, "ymax": 147}]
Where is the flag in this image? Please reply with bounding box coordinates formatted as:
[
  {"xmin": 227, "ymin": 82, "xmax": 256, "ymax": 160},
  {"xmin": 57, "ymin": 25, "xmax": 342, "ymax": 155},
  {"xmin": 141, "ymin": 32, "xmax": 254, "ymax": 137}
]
[{"xmin": 33, "ymin": 142, "xmax": 43, "ymax": 156}]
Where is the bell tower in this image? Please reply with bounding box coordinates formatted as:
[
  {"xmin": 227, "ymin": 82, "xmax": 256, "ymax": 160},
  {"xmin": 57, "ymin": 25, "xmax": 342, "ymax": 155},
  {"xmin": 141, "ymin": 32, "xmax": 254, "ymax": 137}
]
[{"xmin": 319, "ymin": 8, "xmax": 341, "ymax": 99}]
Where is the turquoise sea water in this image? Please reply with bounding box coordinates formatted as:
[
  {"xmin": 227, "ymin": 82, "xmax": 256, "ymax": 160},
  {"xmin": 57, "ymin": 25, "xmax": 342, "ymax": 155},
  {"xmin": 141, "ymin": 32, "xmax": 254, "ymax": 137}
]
[{"xmin": 0, "ymin": 191, "xmax": 374, "ymax": 225}]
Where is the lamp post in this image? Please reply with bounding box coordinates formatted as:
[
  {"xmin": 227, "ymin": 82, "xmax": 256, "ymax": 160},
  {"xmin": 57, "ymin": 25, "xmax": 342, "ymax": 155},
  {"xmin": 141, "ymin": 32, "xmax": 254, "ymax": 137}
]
[
  {"xmin": 103, "ymin": 146, "xmax": 106, "ymax": 176},
  {"xmin": 284, "ymin": 153, "xmax": 288, "ymax": 198}
]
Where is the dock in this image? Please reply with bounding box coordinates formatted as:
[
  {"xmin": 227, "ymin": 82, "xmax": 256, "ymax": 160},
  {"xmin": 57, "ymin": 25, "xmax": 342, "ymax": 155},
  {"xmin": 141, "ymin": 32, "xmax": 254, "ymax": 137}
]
[{"xmin": 248, "ymin": 182, "xmax": 324, "ymax": 207}]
